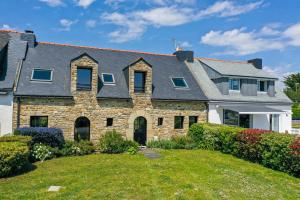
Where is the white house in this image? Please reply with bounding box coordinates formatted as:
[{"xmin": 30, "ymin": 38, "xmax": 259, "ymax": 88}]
[{"xmin": 187, "ymin": 57, "xmax": 292, "ymax": 133}]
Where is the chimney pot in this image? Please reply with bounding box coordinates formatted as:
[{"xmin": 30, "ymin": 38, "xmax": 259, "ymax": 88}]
[
  {"xmin": 173, "ymin": 50, "xmax": 194, "ymax": 62},
  {"xmin": 248, "ymin": 58, "xmax": 262, "ymax": 69},
  {"xmin": 25, "ymin": 30, "xmax": 34, "ymax": 34}
]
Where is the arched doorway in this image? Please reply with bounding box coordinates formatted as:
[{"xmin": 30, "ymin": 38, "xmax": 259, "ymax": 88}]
[
  {"xmin": 74, "ymin": 117, "xmax": 90, "ymax": 141},
  {"xmin": 134, "ymin": 116, "xmax": 147, "ymax": 145}
]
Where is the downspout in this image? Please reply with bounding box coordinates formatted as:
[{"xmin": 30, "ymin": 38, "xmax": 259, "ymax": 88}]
[
  {"xmin": 16, "ymin": 97, "xmax": 21, "ymax": 128},
  {"xmin": 205, "ymin": 102, "xmax": 209, "ymax": 123}
]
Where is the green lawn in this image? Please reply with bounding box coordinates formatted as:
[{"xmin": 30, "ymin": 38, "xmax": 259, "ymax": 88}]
[{"xmin": 1, "ymin": 150, "xmax": 300, "ymax": 200}]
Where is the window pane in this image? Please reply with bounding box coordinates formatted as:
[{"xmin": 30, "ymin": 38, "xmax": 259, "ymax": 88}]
[
  {"xmin": 172, "ymin": 78, "xmax": 187, "ymax": 88},
  {"xmin": 106, "ymin": 118, "xmax": 113, "ymax": 126},
  {"xmin": 158, "ymin": 117, "xmax": 163, "ymax": 126},
  {"xmin": 224, "ymin": 110, "xmax": 239, "ymax": 126},
  {"xmin": 229, "ymin": 79, "xmax": 240, "ymax": 90},
  {"xmin": 103, "ymin": 74, "xmax": 114, "ymax": 83},
  {"xmin": 30, "ymin": 116, "xmax": 48, "ymax": 127},
  {"xmin": 189, "ymin": 116, "xmax": 198, "ymax": 127},
  {"xmin": 134, "ymin": 72, "xmax": 146, "ymax": 93},
  {"xmin": 32, "ymin": 69, "xmax": 52, "ymax": 81},
  {"xmin": 77, "ymin": 68, "xmax": 92, "ymax": 90},
  {"xmin": 174, "ymin": 116, "xmax": 184, "ymax": 129}
]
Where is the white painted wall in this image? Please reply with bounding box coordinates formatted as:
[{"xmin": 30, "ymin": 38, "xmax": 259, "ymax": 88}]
[
  {"xmin": 0, "ymin": 92, "xmax": 13, "ymax": 136},
  {"xmin": 252, "ymin": 114, "xmax": 270, "ymax": 130},
  {"xmin": 208, "ymin": 102, "xmax": 292, "ymax": 133}
]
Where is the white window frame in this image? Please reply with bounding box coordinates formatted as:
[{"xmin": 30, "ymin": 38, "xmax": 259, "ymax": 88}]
[
  {"xmin": 257, "ymin": 80, "xmax": 268, "ymax": 93},
  {"xmin": 171, "ymin": 77, "xmax": 189, "ymax": 89},
  {"xmin": 31, "ymin": 69, "xmax": 53, "ymax": 82},
  {"xmin": 229, "ymin": 78, "xmax": 240, "ymax": 91},
  {"xmin": 102, "ymin": 73, "xmax": 115, "ymax": 85}
]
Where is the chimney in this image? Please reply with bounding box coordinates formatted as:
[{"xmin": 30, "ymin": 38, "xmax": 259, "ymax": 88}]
[
  {"xmin": 21, "ymin": 30, "xmax": 36, "ymax": 48},
  {"xmin": 248, "ymin": 58, "xmax": 262, "ymax": 69},
  {"xmin": 173, "ymin": 49, "xmax": 194, "ymax": 62}
]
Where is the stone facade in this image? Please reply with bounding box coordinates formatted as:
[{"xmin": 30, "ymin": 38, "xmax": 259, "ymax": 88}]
[{"xmin": 13, "ymin": 56, "xmax": 207, "ymax": 143}]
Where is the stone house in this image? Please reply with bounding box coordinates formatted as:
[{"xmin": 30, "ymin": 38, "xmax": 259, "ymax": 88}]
[{"xmin": 0, "ymin": 30, "xmax": 208, "ymax": 144}]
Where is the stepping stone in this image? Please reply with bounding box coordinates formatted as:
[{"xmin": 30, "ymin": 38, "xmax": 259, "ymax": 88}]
[
  {"xmin": 142, "ymin": 149, "xmax": 161, "ymax": 159},
  {"xmin": 48, "ymin": 186, "xmax": 62, "ymax": 192}
]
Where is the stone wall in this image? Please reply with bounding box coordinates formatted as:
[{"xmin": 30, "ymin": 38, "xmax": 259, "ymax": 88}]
[{"xmin": 12, "ymin": 55, "xmax": 207, "ymax": 143}]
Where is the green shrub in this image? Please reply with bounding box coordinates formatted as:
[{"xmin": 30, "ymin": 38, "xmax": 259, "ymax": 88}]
[
  {"xmin": 98, "ymin": 130, "xmax": 126, "ymax": 154},
  {"xmin": 188, "ymin": 123, "xmax": 205, "ymax": 144},
  {"xmin": 147, "ymin": 136, "xmax": 196, "ymax": 150},
  {"xmin": 61, "ymin": 140, "xmax": 95, "ymax": 156},
  {"xmin": 31, "ymin": 143, "xmax": 56, "ymax": 162},
  {"xmin": 123, "ymin": 140, "xmax": 139, "ymax": 152},
  {"xmin": 0, "ymin": 136, "xmax": 31, "ymax": 144},
  {"xmin": 147, "ymin": 140, "xmax": 179, "ymax": 149},
  {"xmin": 259, "ymin": 133, "xmax": 295, "ymax": 173},
  {"xmin": 127, "ymin": 146, "xmax": 138, "ymax": 155},
  {"xmin": 0, "ymin": 142, "xmax": 30, "ymax": 177}
]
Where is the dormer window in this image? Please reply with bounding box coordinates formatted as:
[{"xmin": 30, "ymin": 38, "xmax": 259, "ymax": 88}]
[
  {"xmin": 102, "ymin": 73, "xmax": 115, "ymax": 85},
  {"xmin": 229, "ymin": 78, "xmax": 240, "ymax": 91},
  {"xmin": 257, "ymin": 80, "xmax": 267, "ymax": 92},
  {"xmin": 77, "ymin": 68, "xmax": 92, "ymax": 91},
  {"xmin": 134, "ymin": 71, "xmax": 146, "ymax": 93},
  {"xmin": 31, "ymin": 69, "xmax": 52, "ymax": 82},
  {"xmin": 171, "ymin": 77, "xmax": 188, "ymax": 88}
]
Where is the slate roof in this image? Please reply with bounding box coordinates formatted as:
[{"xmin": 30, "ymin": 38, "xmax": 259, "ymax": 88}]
[
  {"xmin": 199, "ymin": 58, "xmax": 278, "ymax": 79},
  {"xmin": 14, "ymin": 41, "xmax": 208, "ymax": 101},
  {"xmin": 187, "ymin": 60, "xmax": 292, "ymax": 104},
  {"xmin": 0, "ymin": 31, "xmax": 27, "ymax": 91}
]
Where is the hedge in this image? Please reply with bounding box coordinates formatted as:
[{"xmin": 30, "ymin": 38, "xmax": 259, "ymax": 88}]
[
  {"xmin": 0, "ymin": 135, "xmax": 31, "ymax": 144},
  {"xmin": 0, "ymin": 142, "xmax": 30, "ymax": 178}
]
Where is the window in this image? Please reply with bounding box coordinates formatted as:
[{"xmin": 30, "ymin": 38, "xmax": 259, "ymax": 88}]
[
  {"xmin": 102, "ymin": 73, "xmax": 115, "ymax": 84},
  {"xmin": 171, "ymin": 77, "xmax": 188, "ymax": 88},
  {"xmin": 77, "ymin": 68, "xmax": 92, "ymax": 90},
  {"xmin": 134, "ymin": 71, "xmax": 146, "ymax": 93},
  {"xmin": 31, "ymin": 69, "xmax": 52, "ymax": 81},
  {"xmin": 189, "ymin": 116, "xmax": 198, "ymax": 127},
  {"xmin": 257, "ymin": 80, "xmax": 267, "ymax": 92},
  {"xmin": 174, "ymin": 116, "xmax": 184, "ymax": 129},
  {"xmin": 223, "ymin": 110, "xmax": 239, "ymax": 126},
  {"xmin": 158, "ymin": 117, "xmax": 163, "ymax": 126},
  {"xmin": 106, "ymin": 118, "xmax": 113, "ymax": 127},
  {"xmin": 229, "ymin": 79, "xmax": 240, "ymax": 91},
  {"xmin": 30, "ymin": 116, "xmax": 48, "ymax": 127}
]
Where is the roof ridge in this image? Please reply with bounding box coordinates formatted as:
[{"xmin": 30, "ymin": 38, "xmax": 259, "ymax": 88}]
[
  {"xmin": 0, "ymin": 29, "xmax": 22, "ymax": 34},
  {"xmin": 197, "ymin": 57, "xmax": 248, "ymax": 64},
  {"xmin": 38, "ymin": 41, "xmax": 175, "ymax": 57}
]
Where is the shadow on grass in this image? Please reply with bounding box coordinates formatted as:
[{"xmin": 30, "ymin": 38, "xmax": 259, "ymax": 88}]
[{"xmin": 3, "ymin": 163, "xmax": 37, "ymax": 179}]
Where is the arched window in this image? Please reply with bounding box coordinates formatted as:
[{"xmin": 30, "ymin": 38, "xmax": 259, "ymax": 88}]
[{"xmin": 74, "ymin": 117, "xmax": 90, "ymax": 141}]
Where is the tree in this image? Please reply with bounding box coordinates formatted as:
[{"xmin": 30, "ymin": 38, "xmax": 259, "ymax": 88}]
[{"xmin": 284, "ymin": 73, "xmax": 300, "ymax": 103}]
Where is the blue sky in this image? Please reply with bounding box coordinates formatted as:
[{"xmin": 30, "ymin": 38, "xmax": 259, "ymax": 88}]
[{"xmin": 0, "ymin": 0, "xmax": 299, "ymax": 87}]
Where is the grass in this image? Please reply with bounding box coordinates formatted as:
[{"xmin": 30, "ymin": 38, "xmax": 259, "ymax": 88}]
[{"xmin": 1, "ymin": 150, "xmax": 300, "ymax": 200}]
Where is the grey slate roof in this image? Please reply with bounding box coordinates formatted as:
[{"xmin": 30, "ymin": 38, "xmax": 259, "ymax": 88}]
[
  {"xmin": 15, "ymin": 42, "xmax": 207, "ymax": 101},
  {"xmin": 199, "ymin": 58, "xmax": 278, "ymax": 79},
  {"xmin": 0, "ymin": 32, "xmax": 27, "ymax": 90},
  {"xmin": 186, "ymin": 60, "xmax": 292, "ymax": 104}
]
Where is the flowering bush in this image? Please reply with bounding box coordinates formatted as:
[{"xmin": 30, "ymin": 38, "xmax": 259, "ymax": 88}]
[
  {"xmin": 289, "ymin": 138, "xmax": 300, "ymax": 155},
  {"xmin": 15, "ymin": 127, "xmax": 65, "ymax": 148},
  {"xmin": 60, "ymin": 140, "xmax": 95, "ymax": 156},
  {"xmin": 235, "ymin": 129, "xmax": 272, "ymax": 162},
  {"xmin": 31, "ymin": 143, "xmax": 55, "ymax": 162}
]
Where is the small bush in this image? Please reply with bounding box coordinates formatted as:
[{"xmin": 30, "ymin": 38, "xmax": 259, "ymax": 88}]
[
  {"xmin": 123, "ymin": 140, "xmax": 139, "ymax": 152},
  {"xmin": 127, "ymin": 146, "xmax": 138, "ymax": 155},
  {"xmin": 289, "ymin": 138, "xmax": 300, "ymax": 177},
  {"xmin": 0, "ymin": 142, "xmax": 30, "ymax": 177},
  {"xmin": 61, "ymin": 140, "xmax": 95, "ymax": 156},
  {"xmin": 31, "ymin": 143, "xmax": 56, "ymax": 162},
  {"xmin": 147, "ymin": 136, "xmax": 196, "ymax": 150},
  {"xmin": 15, "ymin": 127, "xmax": 65, "ymax": 148},
  {"xmin": 259, "ymin": 133, "xmax": 295, "ymax": 173},
  {"xmin": 235, "ymin": 129, "xmax": 272, "ymax": 162},
  {"xmin": 0, "ymin": 136, "xmax": 31, "ymax": 144},
  {"xmin": 98, "ymin": 130, "xmax": 126, "ymax": 154},
  {"xmin": 188, "ymin": 123, "xmax": 205, "ymax": 144}
]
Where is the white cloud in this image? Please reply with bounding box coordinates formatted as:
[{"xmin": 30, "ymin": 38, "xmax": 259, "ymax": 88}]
[
  {"xmin": 59, "ymin": 19, "xmax": 78, "ymax": 31},
  {"xmin": 201, "ymin": 28, "xmax": 284, "ymax": 55},
  {"xmin": 135, "ymin": 7, "xmax": 192, "ymax": 26},
  {"xmin": 178, "ymin": 41, "xmax": 192, "ymax": 48},
  {"xmin": 264, "ymin": 65, "xmax": 297, "ymax": 89},
  {"xmin": 195, "ymin": 0, "xmax": 263, "ymax": 19},
  {"xmin": 86, "ymin": 20, "xmax": 96, "ymax": 28},
  {"xmin": 74, "ymin": 0, "xmax": 96, "ymax": 8},
  {"xmin": 104, "ymin": 0, "xmax": 125, "ymax": 8},
  {"xmin": 201, "ymin": 22, "xmax": 300, "ymax": 55},
  {"xmin": 284, "ymin": 23, "xmax": 300, "ymax": 46},
  {"xmin": 102, "ymin": 12, "xmax": 146, "ymax": 43},
  {"xmin": 102, "ymin": 1, "xmax": 263, "ymax": 43},
  {"xmin": 39, "ymin": 0, "xmax": 63, "ymax": 7},
  {"xmin": 1, "ymin": 24, "xmax": 13, "ymax": 29}
]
